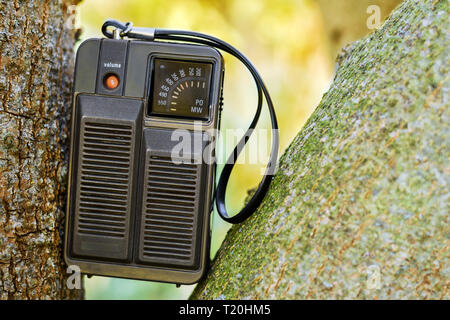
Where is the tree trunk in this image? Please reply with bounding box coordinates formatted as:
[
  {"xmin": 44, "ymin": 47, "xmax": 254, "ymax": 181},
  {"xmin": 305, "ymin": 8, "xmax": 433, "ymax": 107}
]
[
  {"xmin": 192, "ymin": 0, "xmax": 448, "ymax": 300},
  {"xmin": 0, "ymin": 0, "xmax": 82, "ymax": 299}
]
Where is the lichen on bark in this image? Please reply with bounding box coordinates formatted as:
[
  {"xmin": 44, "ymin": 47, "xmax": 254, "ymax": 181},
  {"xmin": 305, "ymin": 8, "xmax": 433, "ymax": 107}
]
[
  {"xmin": 192, "ymin": 0, "xmax": 449, "ymax": 299},
  {"xmin": 0, "ymin": 0, "xmax": 82, "ymax": 299}
]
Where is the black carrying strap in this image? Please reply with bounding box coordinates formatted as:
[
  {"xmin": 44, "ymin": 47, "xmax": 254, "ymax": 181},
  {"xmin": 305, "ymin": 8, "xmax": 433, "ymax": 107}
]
[{"xmin": 102, "ymin": 20, "xmax": 279, "ymax": 224}]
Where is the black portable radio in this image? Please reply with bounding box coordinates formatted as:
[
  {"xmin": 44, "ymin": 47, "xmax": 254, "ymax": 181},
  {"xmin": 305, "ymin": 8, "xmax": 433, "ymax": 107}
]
[{"xmin": 64, "ymin": 20, "xmax": 278, "ymax": 285}]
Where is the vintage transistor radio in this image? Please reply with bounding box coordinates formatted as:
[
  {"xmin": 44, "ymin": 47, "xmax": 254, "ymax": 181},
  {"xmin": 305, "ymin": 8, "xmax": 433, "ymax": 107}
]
[{"xmin": 64, "ymin": 20, "xmax": 278, "ymax": 285}]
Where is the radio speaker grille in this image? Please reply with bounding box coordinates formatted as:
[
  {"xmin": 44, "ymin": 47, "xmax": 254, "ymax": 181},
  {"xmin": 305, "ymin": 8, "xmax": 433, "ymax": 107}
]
[
  {"xmin": 69, "ymin": 94, "xmax": 142, "ymax": 261},
  {"xmin": 77, "ymin": 122, "xmax": 133, "ymax": 238},
  {"xmin": 140, "ymin": 154, "xmax": 202, "ymax": 267}
]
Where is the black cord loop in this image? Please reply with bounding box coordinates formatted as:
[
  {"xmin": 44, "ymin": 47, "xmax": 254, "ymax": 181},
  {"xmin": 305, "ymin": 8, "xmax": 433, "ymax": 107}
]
[
  {"xmin": 101, "ymin": 19, "xmax": 133, "ymax": 38},
  {"xmin": 101, "ymin": 20, "xmax": 279, "ymax": 224}
]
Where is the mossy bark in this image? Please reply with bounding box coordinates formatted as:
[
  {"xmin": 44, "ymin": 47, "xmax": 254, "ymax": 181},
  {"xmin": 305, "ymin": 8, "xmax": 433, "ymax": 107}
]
[
  {"xmin": 0, "ymin": 0, "xmax": 82, "ymax": 299},
  {"xmin": 192, "ymin": 0, "xmax": 449, "ymax": 299}
]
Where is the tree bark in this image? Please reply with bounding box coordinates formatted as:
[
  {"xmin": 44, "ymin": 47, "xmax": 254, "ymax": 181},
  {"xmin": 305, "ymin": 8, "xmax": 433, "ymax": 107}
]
[
  {"xmin": 192, "ymin": 0, "xmax": 449, "ymax": 299},
  {"xmin": 0, "ymin": 0, "xmax": 82, "ymax": 299}
]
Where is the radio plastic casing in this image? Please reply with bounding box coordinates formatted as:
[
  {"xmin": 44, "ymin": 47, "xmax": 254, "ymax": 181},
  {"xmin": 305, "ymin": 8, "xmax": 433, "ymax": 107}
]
[{"xmin": 64, "ymin": 38, "xmax": 224, "ymax": 284}]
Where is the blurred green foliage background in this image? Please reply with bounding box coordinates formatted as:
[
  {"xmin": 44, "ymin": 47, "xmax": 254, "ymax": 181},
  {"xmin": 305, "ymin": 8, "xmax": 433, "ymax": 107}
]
[{"xmin": 77, "ymin": 0, "xmax": 340, "ymax": 300}]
